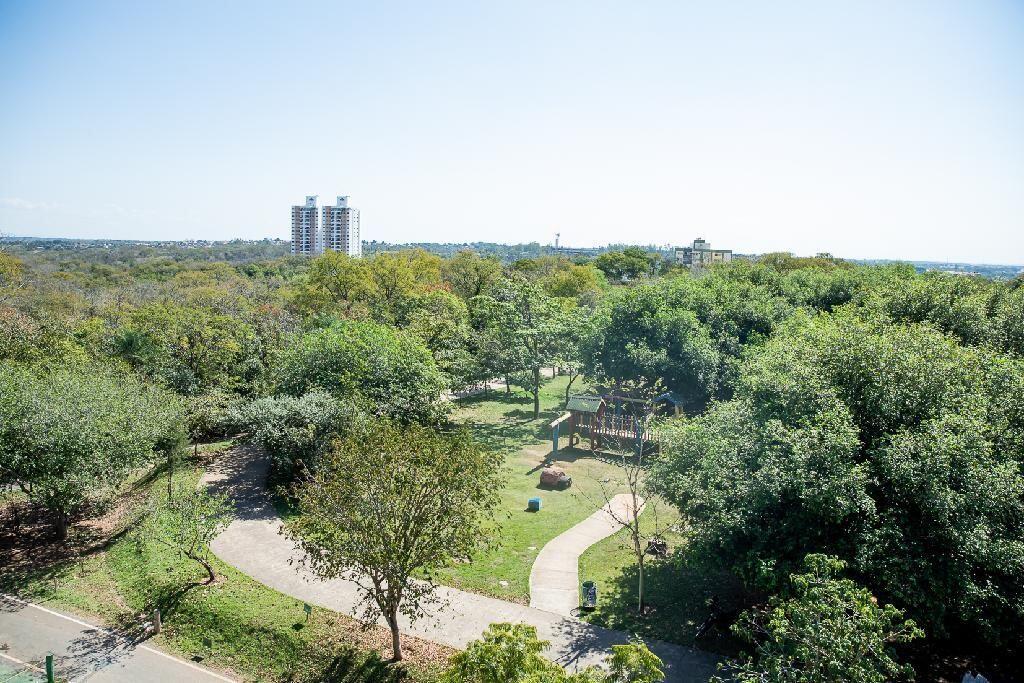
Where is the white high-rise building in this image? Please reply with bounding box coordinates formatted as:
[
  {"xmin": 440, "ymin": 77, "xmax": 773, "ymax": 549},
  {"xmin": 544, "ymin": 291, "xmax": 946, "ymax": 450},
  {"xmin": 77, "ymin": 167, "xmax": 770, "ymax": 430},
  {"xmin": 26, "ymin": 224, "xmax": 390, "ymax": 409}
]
[
  {"xmin": 290, "ymin": 195, "xmax": 319, "ymax": 255},
  {"xmin": 321, "ymin": 195, "xmax": 361, "ymax": 257}
]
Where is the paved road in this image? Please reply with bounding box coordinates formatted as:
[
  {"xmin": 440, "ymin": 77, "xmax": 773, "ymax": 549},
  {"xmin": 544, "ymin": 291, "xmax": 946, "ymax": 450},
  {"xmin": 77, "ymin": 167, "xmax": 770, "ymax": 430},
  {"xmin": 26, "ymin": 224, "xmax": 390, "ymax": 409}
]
[
  {"xmin": 201, "ymin": 447, "xmax": 718, "ymax": 681},
  {"xmin": 530, "ymin": 494, "xmax": 644, "ymax": 616},
  {"xmin": 0, "ymin": 594, "xmax": 233, "ymax": 682}
]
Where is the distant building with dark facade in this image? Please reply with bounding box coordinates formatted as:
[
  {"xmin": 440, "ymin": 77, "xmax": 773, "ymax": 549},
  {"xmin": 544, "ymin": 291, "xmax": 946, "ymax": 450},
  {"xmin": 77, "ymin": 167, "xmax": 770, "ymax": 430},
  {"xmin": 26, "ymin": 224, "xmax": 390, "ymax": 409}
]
[{"xmin": 675, "ymin": 238, "xmax": 732, "ymax": 268}]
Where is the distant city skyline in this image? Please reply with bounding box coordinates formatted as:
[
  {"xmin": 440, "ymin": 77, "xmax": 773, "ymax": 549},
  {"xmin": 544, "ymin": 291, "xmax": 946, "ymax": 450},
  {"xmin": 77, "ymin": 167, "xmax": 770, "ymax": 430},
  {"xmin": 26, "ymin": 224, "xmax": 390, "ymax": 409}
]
[{"xmin": 2, "ymin": 1, "xmax": 1022, "ymax": 264}]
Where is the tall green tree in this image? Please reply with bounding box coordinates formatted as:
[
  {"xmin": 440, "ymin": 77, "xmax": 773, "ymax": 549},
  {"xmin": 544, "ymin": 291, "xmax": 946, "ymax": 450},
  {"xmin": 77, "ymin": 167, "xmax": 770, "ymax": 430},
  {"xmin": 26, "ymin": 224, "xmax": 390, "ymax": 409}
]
[
  {"xmin": 472, "ymin": 275, "xmax": 563, "ymax": 417},
  {"xmin": 441, "ymin": 250, "xmax": 503, "ymax": 300},
  {"xmin": 113, "ymin": 302, "xmax": 257, "ymax": 395},
  {"xmin": 288, "ymin": 422, "xmax": 502, "ymax": 661},
  {"xmin": 721, "ymin": 555, "xmax": 922, "ymax": 683},
  {"xmin": 294, "ymin": 250, "xmax": 372, "ymax": 317},
  {"xmin": 366, "ymin": 249, "xmax": 443, "ymax": 324},
  {"xmin": 586, "ymin": 285, "xmax": 722, "ymax": 410},
  {"xmin": 653, "ymin": 311, "xmax": 1024, "ymax": 654},
  {"xmin": 594, "ymin": 248, "xmax": 656, "ymax": 282},
  {"xmin": 0, "ymin": 362, "xmax": 184, "ymax": 538},
  {"xmin": 276, "ymin": 319, "xmax": 448, "ymax": 423},
  {"xmin": 405, "ymin": 290, "xmax": 479, "ymax": 390}
]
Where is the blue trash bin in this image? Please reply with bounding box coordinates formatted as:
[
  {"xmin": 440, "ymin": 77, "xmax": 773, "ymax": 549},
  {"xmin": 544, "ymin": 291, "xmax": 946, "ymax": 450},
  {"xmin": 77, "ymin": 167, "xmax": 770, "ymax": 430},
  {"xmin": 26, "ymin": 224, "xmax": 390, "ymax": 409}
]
[{"xmin": 528, "ymin": 497, "xmax": 542, "ymax": 512}]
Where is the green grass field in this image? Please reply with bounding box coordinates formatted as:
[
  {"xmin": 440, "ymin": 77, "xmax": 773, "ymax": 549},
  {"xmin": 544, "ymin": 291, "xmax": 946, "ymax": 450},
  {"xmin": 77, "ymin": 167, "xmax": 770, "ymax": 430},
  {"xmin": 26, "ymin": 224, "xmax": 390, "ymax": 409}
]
[
  {"xmin": 452, "ymin": 377, "xmax": 740, "ymax": 651},
  {"xmin": 576, "ymin": 498, "xmax": 743, "ymax": 653},
  {"xmin": 432, "ymin": 376, "xmax": 629, "ymax": 603},
  {"xmin": 1, "ymin": 450, "xmax": 446, "ymax": 683}
]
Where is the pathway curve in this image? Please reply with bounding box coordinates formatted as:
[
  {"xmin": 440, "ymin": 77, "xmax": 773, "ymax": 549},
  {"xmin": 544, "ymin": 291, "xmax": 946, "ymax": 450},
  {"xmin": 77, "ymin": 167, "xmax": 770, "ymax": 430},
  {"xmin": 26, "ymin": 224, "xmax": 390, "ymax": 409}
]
[
  {"xmin": 201, "ymin": 447, "xmax": 718, "ymax": 681},
  {"xmin": 530, "ymin": 494, "xmax": 644, "ymax": 616}
]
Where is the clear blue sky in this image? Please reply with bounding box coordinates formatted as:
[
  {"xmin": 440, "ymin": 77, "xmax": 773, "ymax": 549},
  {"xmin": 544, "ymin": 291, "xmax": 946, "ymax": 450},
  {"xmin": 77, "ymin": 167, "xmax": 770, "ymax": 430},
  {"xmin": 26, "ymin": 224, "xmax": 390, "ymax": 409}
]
[{"xmin": 2, "ymin": 1, "xmax": 1022, "ymax": 263}]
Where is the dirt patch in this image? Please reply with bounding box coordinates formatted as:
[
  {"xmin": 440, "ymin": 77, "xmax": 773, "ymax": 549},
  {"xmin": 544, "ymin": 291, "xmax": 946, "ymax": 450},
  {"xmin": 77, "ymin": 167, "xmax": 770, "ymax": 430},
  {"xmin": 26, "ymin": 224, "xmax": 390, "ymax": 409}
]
[{"xmin": 0, "ymin": 462, "xmax": 186, "ymax": 588}]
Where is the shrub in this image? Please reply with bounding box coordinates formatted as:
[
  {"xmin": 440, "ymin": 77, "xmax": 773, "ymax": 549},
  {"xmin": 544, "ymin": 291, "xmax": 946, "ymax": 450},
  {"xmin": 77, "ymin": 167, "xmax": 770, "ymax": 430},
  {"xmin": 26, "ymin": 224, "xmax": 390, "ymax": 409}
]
[{"xmin": 229, "ymin": 390, "xmax": 365, "ymax": 481}]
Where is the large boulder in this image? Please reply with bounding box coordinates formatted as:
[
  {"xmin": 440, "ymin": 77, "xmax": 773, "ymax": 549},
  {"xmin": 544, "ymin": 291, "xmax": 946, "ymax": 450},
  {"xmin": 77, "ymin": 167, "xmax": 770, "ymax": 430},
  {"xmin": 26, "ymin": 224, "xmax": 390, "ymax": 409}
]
[{"xmin": 540, "ymin": 467, "xmax": 571, "ymax": 488}]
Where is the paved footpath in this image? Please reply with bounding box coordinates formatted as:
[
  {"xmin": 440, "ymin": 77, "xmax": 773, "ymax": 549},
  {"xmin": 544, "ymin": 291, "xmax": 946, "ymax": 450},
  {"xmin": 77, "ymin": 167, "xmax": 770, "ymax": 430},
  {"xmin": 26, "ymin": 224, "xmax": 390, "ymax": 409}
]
[
  {"xmin": 443, "ymin": 368, "xmax": 557, "ymax": 401},
  {"xmin": 0, "ymin": 594, "xmax": 234, "ymax": 682},
  {"xmin": 201, "ymin": 448, "xmax": 718, "ymax": 681},
  {"xmin": 530, "ymin": 494, "xmax": 644, "ymax": 616}
]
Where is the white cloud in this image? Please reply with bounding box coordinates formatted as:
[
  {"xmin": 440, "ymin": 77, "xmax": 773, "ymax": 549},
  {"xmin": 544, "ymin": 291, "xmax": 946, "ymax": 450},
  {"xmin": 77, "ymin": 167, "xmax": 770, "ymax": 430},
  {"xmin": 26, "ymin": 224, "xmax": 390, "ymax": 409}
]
[{"xmin": 0, "ymin": 197, "xmax": 55, "ymax": 211}]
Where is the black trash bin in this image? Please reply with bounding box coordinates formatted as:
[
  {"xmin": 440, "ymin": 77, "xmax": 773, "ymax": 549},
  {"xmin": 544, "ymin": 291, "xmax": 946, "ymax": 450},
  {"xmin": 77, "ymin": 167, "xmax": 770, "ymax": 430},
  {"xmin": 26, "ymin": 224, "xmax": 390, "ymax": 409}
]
[{"xmin": 581, "ymin": 580, "xmax": 597, "ymax": 610}]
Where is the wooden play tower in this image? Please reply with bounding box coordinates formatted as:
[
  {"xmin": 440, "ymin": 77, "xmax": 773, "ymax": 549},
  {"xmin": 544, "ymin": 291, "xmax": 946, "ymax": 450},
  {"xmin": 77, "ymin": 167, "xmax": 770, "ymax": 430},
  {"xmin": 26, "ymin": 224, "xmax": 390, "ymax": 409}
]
[{"xmin": 550, "ymin": 391, "xmax": 678, "ymax": 454}]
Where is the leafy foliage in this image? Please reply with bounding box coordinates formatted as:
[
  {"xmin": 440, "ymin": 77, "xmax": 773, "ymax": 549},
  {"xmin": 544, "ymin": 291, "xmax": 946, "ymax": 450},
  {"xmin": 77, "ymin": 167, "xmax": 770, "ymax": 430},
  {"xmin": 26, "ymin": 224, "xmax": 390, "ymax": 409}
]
[
  {"xmin": 594, "ymin": 248, "xmax": 658, "ymax": 282},
  {"xmin": 470, "ymin": 275, "xmax": 564, "ymax": 416},
  {"xmin": 228, "ymin": 389, "xmax": 366, "ymax": 480},
  {"xmin": 0, "ymin": 361, "xmax": 184, "ymax": 537},
  {"xmin": 721, "ymin": 554, "xmax": 922, "ymax": 683},
  {"xmin": 288, "ymin": 421, "xmax": 503, "ymax": 660},
  {"xmin": 143, "ymin": 485, "xmax": 236, "ymax": 584},
  {"xmin": 276, "ymin": 319, "xmax": 449, "ymax": 424},
  {"xmin": 440, "ymin": 623, "xmax": 663, "ymax": 683},
  {"xmin": 653, "ymin": 311, "xmax": 1024, "ymax": 654}
]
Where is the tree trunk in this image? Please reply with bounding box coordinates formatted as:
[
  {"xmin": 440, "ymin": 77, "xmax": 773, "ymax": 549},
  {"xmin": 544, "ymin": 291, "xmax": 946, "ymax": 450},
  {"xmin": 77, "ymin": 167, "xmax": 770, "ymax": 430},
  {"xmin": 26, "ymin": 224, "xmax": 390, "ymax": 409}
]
[
  {"xmin": 504, "ymin": 376, "xmax": 511, "ymax": 394},
  {"xmin": 387, "ymin": 610, "xmax": 403, "ymax": 661},
  {"xmin": 637, "ymin": 551, "xmax": 645, "ymax": 612},
  {"xmin": 191, "ymin": 553, "xmax": 216, "ymax": 584},
  {"xmin": 565, "ymin": 373, "xmax": 577, "ymax": 405},
  {"xmin": 533, "ymin": 366, "xmax": 541, "ymax": 418},
  {"xmin": 54, "ymin": 510, "xmax": 68, "ymax": 540},
  {"xmin": 167, "ymin": 452, "xmax": 174, "ymax": 499}
]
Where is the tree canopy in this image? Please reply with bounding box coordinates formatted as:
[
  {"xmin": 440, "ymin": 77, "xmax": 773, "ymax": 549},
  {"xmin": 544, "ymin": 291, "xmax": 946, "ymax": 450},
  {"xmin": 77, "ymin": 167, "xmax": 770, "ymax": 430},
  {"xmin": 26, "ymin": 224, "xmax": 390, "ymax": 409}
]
[
  {"xmin": 288, "ymin": 421, "xmax": 503, "ymax": 661},
  {"xmin": 653, "ymin": 310, "xmax": 1024, "ymax": 654},
  {"xmin": 275, "ymin": 319, "xmax": 449, "ymax": 423},
  {"xmin": 0, "ymin": 362, "xmax": 184, "ymax": 537}
]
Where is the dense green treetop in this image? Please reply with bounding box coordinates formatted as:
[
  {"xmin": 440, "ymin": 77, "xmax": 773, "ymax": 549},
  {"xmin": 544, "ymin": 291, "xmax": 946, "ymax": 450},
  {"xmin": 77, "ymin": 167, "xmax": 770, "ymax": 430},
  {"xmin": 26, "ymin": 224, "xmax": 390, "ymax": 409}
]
[
  {"xmin": 653, "ymin": 310, "xmax": 1024, "ymax": 653},
  {"xmin": 275, "ymin": 319, "xmax": 448, "ymax": 423},
  {"xmin": 0, "ymin": 361, "xmax": 184, "ymax": 537},
  {"xmin": 721, "ymin": 554, "xmax": 922, "ymax": 683},
  {"xmin": 289, "ymin": 421, "xmax": 503, "ymax": 661}
]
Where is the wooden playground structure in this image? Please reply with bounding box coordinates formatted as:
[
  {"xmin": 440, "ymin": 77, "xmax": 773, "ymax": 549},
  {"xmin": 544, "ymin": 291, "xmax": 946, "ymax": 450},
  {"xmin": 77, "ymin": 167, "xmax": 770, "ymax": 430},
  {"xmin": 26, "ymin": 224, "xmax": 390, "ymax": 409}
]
[{"xmin": 549, "ymin": 389, "xmax": 680, "ymax": 454}]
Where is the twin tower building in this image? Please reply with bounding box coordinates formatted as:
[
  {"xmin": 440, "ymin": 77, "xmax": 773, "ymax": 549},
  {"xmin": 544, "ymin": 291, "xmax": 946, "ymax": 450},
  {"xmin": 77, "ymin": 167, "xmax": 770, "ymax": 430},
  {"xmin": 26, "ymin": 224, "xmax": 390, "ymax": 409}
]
[{"xmin": 290, "ymin": 195, "xmax": 361, "ymax": 257}]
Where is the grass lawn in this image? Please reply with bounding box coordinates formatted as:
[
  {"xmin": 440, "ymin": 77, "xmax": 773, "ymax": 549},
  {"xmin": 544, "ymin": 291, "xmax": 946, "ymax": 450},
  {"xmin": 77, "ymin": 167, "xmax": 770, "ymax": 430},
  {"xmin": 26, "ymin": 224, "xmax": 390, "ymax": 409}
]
[
  {"xmin": 578, "ymin": 502, "xmax": 743, "ymax": 654},
  {"xmin": 431, "ymin": 376, "xmax": 629, "ymax": 603},
  {"xmin": 0, "ymin": 445, "xmax": 448, "ymax": 683}
]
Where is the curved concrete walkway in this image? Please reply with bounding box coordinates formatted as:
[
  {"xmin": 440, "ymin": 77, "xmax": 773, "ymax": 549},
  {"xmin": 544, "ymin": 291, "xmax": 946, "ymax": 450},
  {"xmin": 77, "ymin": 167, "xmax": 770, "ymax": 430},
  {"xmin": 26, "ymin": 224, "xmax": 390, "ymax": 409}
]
[
  {"xmin": 530, "ymin": 494, "xmax": 644, "ymax": 616},
  {"xmin": 200, "ymin": 447, "xmax": 718, "ymax": 682}
]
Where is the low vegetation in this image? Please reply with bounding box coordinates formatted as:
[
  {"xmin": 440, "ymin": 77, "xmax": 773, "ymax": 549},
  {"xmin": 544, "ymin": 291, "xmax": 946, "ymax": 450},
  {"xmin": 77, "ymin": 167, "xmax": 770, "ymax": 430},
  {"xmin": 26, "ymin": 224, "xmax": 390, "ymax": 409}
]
[
  {"xmin": 440, "ymin": 623, "xmax": 663, "ymax": 683},
  {"xmin": 0, "ymin": 455, "xmax": 448, "ymax": 682}
]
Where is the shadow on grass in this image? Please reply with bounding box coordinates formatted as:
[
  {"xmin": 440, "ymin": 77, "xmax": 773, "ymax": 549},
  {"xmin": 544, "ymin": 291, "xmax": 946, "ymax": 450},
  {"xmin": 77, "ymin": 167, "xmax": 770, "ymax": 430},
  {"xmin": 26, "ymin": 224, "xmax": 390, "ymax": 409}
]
[
  {"xmin": 313, "ymin": 649, "xmax": 412, "ymax": 683},
  {"xmin": 581, "ymin": 553, "xmax": 746, "ymax": 656},
  {"xmin": 458, "ymin": 410, "xmax": 559, "ymax": 455},
  {"xmin": 540, "ymin": 446, "xmax": 622, "ymax": 467}
]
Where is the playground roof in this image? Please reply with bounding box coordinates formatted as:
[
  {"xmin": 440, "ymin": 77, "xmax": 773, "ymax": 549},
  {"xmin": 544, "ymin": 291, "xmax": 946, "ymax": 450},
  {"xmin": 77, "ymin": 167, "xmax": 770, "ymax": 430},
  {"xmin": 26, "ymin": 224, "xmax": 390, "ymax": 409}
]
[
  {"xmin": 654, "ymin": 392, "xmax": 682, "ymax": 405},
  {"xmin": 566, "ymin": 395, "xmax": 604, "ymax": 413}
]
